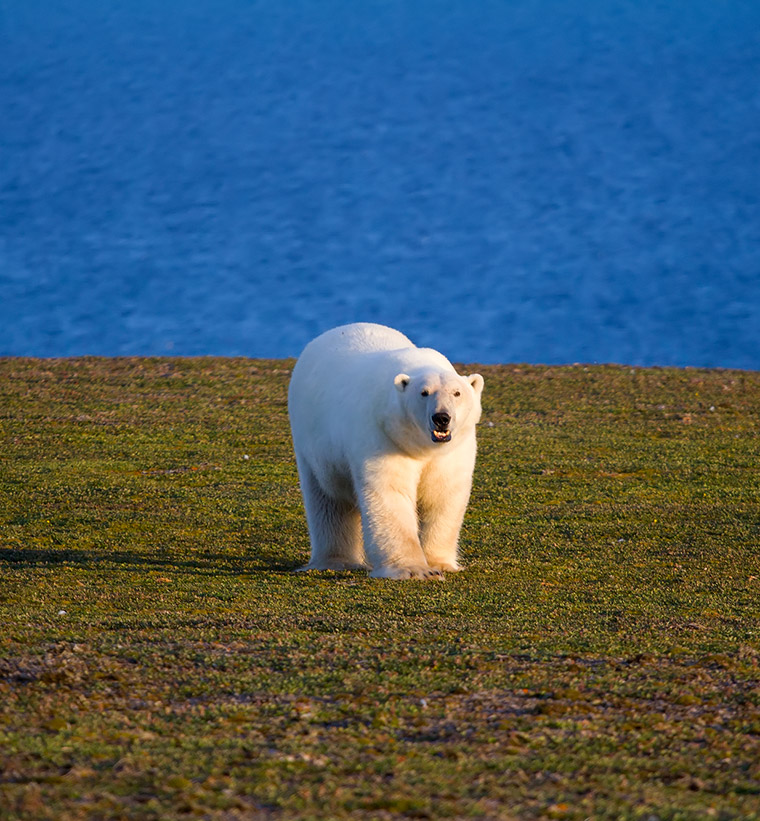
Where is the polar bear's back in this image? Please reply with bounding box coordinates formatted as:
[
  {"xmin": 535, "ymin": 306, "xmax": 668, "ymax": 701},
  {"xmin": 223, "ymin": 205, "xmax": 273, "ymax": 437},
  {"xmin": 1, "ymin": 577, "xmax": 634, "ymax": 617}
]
[
  {"xmin": 294, "ymin": 323, "xmax": 453, "ymax": 376},
  {"xmin": 303, "ymin": 322, "xmax": 414, "ymax": 356},
  {"xmin": 290, "ymin": 324, "xmax": 417, "ymax": 422}
]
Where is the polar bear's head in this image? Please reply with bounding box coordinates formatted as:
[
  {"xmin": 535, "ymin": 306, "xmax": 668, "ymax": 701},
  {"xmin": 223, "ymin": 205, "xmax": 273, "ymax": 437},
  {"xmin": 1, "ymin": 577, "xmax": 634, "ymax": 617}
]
[{"xmin": 393, "ymin": 368, "xmax": 484, "ymax": 446}]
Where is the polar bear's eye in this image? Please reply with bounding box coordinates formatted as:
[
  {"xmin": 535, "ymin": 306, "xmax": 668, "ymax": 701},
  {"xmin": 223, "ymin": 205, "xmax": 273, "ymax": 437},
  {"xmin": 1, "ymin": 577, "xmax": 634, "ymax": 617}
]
[
  {"xmin": 454, "ymin": 390, "xmax": 461, "ymax": 397},
  {"xmin": 421, "ymin": 389, "xmax": 429, "ymax": 397}
]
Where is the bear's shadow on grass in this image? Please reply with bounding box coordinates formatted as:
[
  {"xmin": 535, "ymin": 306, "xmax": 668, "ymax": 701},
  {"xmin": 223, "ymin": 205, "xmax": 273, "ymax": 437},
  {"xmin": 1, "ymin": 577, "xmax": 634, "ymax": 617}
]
[{"xmin": 0, "ymin": 546, "xmax": 301, "ymax": 574}]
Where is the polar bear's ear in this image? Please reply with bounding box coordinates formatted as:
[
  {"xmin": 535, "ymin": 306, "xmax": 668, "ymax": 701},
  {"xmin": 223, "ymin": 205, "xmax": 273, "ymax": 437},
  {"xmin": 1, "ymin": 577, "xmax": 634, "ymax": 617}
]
[
  {"xmin": 468, "ymin": 373, "xmax": 484, "ymax": 395},
  {"xmin": 394, "ymin": 373, "xmax": 411, "ymax": 392}
]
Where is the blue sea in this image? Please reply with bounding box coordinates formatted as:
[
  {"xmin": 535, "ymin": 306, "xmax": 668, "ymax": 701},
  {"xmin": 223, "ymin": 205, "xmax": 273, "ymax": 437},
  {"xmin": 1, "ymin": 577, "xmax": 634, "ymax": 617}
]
[{"xmin": 2, "ymin": 1, "xmax": 759, "ymax": 368}]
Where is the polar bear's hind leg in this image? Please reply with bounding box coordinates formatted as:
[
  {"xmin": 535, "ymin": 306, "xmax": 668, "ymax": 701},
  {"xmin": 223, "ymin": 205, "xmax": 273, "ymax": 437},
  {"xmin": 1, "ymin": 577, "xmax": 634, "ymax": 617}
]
[{"xmin": 296, "ymin": 464, "xmax": 365, "ymax": 571}]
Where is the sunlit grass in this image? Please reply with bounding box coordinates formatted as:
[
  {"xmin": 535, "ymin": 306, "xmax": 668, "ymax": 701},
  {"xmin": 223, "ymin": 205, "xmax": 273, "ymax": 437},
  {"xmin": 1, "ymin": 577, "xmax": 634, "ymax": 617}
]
[{"xmin": 1, "ymin": 357, "xmax": 759, "ymax": 819}]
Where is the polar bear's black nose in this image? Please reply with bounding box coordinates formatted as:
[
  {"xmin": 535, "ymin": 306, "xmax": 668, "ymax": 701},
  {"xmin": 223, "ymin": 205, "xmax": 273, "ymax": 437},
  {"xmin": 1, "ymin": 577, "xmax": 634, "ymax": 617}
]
[{"xmin": 432, "ymin": 412, "xmax": 451, "ymax": 430}]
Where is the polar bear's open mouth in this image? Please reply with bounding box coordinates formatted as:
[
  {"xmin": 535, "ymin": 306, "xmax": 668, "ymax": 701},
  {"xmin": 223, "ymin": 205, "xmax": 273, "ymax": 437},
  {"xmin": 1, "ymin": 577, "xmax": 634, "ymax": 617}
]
[{"xmin": 431, "ymin": 429, "xmax": 451, "ymax": 443}]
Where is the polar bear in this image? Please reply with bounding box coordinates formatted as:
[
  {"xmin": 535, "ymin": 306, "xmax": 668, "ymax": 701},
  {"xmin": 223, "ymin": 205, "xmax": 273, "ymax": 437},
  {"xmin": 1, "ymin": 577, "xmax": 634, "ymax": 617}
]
[{"xmin": 288, "ymin": 322, "xmax": 484, "ymax": 579}]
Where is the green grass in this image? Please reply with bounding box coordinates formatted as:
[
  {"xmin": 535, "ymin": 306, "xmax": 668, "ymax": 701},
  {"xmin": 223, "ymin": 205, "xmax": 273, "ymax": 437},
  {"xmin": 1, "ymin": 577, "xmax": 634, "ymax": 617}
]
[{"xmin": 1, "ymin": 356, "xmax": 759, "ymax": 820}]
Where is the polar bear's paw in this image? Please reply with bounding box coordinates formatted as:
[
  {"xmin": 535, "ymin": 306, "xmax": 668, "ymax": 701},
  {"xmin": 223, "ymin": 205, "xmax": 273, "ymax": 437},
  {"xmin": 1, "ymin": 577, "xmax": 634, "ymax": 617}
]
[
  {"xmin": 426, "ymin": 560, "xmax": 462, "ymax": 573},
  {"xmin": 370, "ymin": 563, "xmax": 445, "ymax": 581}
]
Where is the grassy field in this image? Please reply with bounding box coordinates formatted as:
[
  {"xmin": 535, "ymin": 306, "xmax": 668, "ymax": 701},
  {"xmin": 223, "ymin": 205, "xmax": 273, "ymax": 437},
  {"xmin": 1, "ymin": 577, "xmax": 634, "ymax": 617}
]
[{"xmin": 1, "ymin": 356, "xmax": 759, "ymax": 820}]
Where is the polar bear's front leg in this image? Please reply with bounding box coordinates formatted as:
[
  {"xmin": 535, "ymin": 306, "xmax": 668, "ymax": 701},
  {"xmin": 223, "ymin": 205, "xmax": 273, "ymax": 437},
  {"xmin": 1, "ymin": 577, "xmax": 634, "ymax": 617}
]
[
  {"xmin": 358, "ymin": 459, "xmax": 440, "ymax": 580},
  {"xmin": 418, "ymin": 451, "xmax": 474, "ymax": 572},
  {"xmin": 418, "ymin": 492, "xmax": 468, "ymax": 572}
]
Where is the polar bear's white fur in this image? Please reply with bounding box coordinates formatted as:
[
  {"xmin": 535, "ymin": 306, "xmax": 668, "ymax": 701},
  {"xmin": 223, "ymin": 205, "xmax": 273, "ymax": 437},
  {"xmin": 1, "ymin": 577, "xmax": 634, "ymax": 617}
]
[{"xmin": 288, "ymin": 323, "xmax": 484, "ymax": 579}]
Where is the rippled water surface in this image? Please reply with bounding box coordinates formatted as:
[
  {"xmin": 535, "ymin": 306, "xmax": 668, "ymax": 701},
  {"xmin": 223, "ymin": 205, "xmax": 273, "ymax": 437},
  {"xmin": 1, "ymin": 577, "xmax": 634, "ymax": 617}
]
[{"xmin": 2, "ymin": 1, "xmax": 759, "ymax": 367}]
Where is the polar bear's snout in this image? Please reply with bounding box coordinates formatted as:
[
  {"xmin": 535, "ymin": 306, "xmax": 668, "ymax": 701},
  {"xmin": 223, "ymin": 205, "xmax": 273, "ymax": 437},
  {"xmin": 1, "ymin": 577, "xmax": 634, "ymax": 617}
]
[
  {"xmin": 430, "ymin": 410, "xmax": 452, "ymax": 443},
  {"xmin": 432, "ymin": 411, "xmax": 451, "ymax": 429}
]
